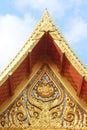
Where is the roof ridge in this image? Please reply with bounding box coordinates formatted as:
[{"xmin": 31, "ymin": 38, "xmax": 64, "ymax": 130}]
[
  {"xmin": 41, "ymin": 11, "xmax": 87, "ymax": 76},
  {"xmin": 0, "ymin": 9, "xmax": 56, "ymax": 84},
  {"xmin": 0, "ymin": 10, "xmax": 87, "ymax": 86},
  {"xmin": 50, "ymin": 30, "xmax": 87, "ymax": 76}
]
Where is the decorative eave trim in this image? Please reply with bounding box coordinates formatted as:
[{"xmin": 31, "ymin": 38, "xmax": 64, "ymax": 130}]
[
  {"xmin": 0, "ymin": 9, "xmax": 87, "ymax": 86},
  {"xmin": 51, "ymin": 31, "xmax": 87, "ymax": 77}
]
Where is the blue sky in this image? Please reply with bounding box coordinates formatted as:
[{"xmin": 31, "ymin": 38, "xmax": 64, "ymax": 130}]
[{"xmin": 0, "ymin": 0, "xmax": 87, "ymax": 72}]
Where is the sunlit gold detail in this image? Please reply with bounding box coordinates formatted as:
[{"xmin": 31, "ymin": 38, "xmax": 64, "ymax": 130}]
[
  {"xmin": 0, "ymin": 9, "xmax": 87, "ymax": 87},
  {"xmin": 37, "ymin": 82, "xmax": 54, "ymax": 98},
  {"xmin": 8, "ymin": 95, "xmax": 28, "ymax": 127},
  {"xmin": 0, "ymin": 64, "xmax": 87, "ymax": 129}
]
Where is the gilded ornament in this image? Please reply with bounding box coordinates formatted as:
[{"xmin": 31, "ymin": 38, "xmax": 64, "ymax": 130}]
[{"xmin": 0, "ymin": 64, "xmax": 87, "ymax": 130}]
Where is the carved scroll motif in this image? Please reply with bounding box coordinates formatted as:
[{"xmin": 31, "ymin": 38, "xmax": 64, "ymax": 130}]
[
  {"xmin": 0, "ymin": 64, "xmax": 87, "ymax": 129},
  {"xmin": 8, "ymin": 95, "xmax": 28, "ymax": 127}
]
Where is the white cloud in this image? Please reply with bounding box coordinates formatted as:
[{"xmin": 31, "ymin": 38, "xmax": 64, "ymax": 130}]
[
  {"xmin": 63, "ymin": 17, "xmax": 87, "ymax": 66},
  {"xmin": 0, "ymin": 14, "xmax": 36, "ymax": 72},
  {"xmin": 13, "ymin": 0, "xmax": 70, "ymax": 18},
  {"xmin": 64, "ymin": 17, "xmax": 87, "ymax": 44},
  {"xmin": 0, "ymin": 0, "xmax": 87, "ymax": 72},
  {"xmin": 13, "ymin": 0, "xmax": 87, "ymax": 17}
]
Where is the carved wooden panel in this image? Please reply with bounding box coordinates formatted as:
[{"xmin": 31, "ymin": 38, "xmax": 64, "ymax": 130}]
[{"xmin": 0, "ymin": 64, "xmax": 87, "ymax": 130}]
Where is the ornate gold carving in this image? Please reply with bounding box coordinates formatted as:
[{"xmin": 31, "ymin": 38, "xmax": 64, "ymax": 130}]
[
  {"xmin": 0, "ymin": 114, "xmax": 8, "ymax": 127},
  {"xmin": 37, "ymin": 82, "xmax": 54, "ymax": 98},
  {"xmin": 0, "ymin": 64, "xmax": 87, "ymax": 129},
  {"xmin": 8, "ymin": 95, "xmax": 28, "ymax": 127}
]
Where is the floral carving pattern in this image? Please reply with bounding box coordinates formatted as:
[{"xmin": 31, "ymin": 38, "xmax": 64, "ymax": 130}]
[{"xmin": 0, "ymin": 64, "xmax": 87, "ymax": 129}]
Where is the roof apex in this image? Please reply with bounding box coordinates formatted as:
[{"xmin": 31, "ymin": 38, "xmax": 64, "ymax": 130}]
[
  {"xmin": 35, "ymin": 9, "xmax": 57, "ymax": 32},
  {"xmin": 0, "ymin": 10, "xmax": 87, "ymax": 85}
]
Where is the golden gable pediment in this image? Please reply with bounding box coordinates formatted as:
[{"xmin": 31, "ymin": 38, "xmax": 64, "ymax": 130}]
[{"xmin": 0, "ymin": 64, "xmax": 87, "ymax": 130}]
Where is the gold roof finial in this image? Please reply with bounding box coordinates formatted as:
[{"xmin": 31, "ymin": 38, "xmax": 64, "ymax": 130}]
[
  {"xmin": 43, "ymin": 8, "xmax": 51, "ymax": 19},
  {"xmin": 44, "ymin": 8, "xmax": 49, "ymax": 14}
]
